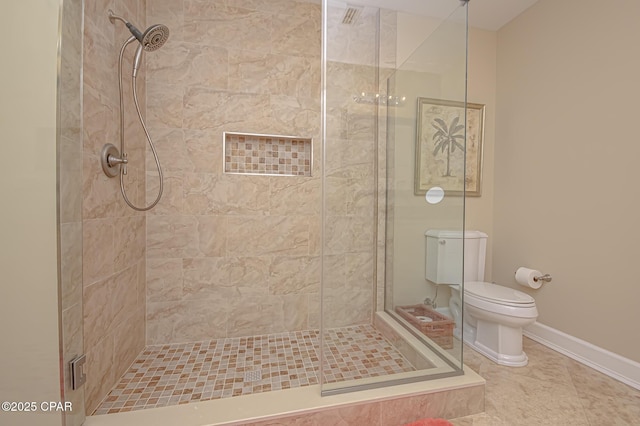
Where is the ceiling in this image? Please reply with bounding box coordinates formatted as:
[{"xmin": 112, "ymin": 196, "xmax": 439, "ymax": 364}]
[
  {"xmin": 352, "ymin": 0, "xmax": 540, "ymax": 31},
  {"xmin": 468, "ymin": 0, "xmax": 540, "ymax": 30}
]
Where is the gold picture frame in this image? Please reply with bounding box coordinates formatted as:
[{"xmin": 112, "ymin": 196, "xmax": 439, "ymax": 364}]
[{"xmin": 415, "ymin": 97, "xmax": 485, "ymax": 196}]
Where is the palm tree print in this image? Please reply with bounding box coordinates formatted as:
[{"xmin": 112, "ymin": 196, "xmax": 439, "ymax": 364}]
[{"xmin": 432, "ymin": 116, "xmax": 465, "ymax": 177}]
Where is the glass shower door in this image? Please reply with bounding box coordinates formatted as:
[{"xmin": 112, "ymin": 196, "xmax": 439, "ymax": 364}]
[{"xmin": 321, "ymin": 0, "xmax": 468, "ymax": 395}]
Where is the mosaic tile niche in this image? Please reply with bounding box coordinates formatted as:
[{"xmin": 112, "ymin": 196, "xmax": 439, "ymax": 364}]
[{"xmin": 224, "ymin": 132, "xmax": 312, "ymax": 176}]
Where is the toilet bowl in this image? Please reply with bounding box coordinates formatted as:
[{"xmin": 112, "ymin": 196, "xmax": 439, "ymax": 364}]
[
  {"xmin": 460, "ymin": 282, "xmax": 537, "ymax": 367},
  {"xmin": 425, "ymin": 230, "xmax": 538, "ymax": 367}
]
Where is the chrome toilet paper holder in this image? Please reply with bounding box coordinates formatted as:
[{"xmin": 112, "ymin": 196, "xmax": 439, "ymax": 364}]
[{"xmin": 533, "ymin": 274, "xmax": 552, "ymax": 283}]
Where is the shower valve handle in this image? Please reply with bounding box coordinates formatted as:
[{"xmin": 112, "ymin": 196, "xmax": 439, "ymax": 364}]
[
  {"xmin": 107, "ymin": 150, "xmax": 128, "ymax": 175},
  {"xmin": 107, "ymin": 153, "xmax": 128, "ymax": 166}
]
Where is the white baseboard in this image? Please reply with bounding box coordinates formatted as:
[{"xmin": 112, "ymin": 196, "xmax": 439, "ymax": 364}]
[{"xmin": 524, "ymin": 321, "xmax": 640, "ymax": 391}]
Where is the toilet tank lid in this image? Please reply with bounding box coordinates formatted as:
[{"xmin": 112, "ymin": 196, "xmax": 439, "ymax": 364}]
[{"xmin": 425, "ymin": 229, "xmax": 488, "ymax": 239}]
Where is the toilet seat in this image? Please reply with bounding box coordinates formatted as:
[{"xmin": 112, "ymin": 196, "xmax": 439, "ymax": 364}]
[{"xmin": 464, "ymin": 281, "xmax": 535, "ymax": 307}]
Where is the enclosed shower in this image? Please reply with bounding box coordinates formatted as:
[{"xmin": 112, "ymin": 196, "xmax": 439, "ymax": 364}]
[{"xmin": 56, "ymin": 0, "xmax": 482, "ymax": 424}]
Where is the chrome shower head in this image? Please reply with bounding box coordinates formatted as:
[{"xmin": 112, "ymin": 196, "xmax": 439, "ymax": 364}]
[
  {"xmin": 108, "ymin": 10, "xmax": 170, "ymax": 77},
  {"xmin": 140, "ymin": 24, "xmax": 170, "ymax": 52},
  {"xmin": 108, "ymin": 9, "xmax": 169, "ymax": 51}
]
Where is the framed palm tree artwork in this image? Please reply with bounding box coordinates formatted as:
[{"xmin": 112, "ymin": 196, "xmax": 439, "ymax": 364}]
[{"xmin": 415, "ymin": 97, "xmax": 485, "ymax": 196}]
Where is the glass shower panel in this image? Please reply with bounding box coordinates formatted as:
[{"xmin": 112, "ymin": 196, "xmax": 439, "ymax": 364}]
[
  {"xmin": 321, "ymin": 1, "xmax": 468, "ymax": 395},
  {"xmin": 384, "ymin": 6, "xmax": 468, "ymax": 371}
]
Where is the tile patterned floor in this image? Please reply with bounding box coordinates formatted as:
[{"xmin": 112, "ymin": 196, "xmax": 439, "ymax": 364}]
[
  {"xmin": 93, "ymin": 325, "xmax": 416, "ymax": 415},
  {"xmin": 451, "ymin": 337, "xmax": 640, "ymax": 425}
]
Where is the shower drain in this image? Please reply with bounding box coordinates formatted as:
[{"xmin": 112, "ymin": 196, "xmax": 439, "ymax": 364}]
[{"xmin": 244, "ymin": 369, "xmax": 262, "ymax": 382}]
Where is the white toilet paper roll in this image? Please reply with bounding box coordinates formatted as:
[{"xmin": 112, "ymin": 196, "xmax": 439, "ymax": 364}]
[{"xmin": 515, "ymin": 267, "xmax": 543, "ymax": 289}]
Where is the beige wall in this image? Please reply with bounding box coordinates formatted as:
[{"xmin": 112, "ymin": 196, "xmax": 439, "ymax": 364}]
[
  {"xmin": 0, "ymin": 1, "xmax": 63, "ymax": 425},
  {"xmin": 494, "ymin": 0, "xmax": 640, "ymax": 362},
  {"xmin": 144, "ymin": 0, "xmax": 324, "ymax": 343},
  {"xmin": 82, "ymin": 0, "xmax": 148, "ymax": 413}
]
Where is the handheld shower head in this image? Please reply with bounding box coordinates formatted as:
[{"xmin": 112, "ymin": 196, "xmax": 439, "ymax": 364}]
[
  {"xmin": 141, "ymin": 24, "xmax": 170, "ymax": 52},
  {"xmin": 108, "ymin": 10, "xmax": 170, "ymax": 77}
]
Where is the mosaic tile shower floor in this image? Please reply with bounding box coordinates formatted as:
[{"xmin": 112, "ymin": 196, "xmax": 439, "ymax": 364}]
[{"xmin": 93, "ymin": 324, "xmax": 416, "ymax": 415}]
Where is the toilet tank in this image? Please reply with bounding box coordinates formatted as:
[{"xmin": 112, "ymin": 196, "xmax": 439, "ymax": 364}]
[{"xmin": 425, "ymin": 230, "xmax": 488, "ymax": 285}]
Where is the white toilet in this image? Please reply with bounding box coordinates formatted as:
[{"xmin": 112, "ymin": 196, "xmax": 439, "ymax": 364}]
[{"xmin": 425, "ymin": 230, "xmax": 538, "ymax": 367}]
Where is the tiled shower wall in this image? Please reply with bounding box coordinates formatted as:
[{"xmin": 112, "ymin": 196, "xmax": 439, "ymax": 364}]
[
  {"xmin": 144, "ymin": 0, "xmax": 382, "ymax": 342},
  {"xmin": 82, "ymin": 0, "xmax": 148, "ymax": 413},
  {"xmin": 144, "ymin": 0, "xmax": 325, "ymax": 344}
]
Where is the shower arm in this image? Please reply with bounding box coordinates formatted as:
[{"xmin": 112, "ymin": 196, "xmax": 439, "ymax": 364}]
[{"xmin": 108, "ymin": 10, "xmax": 128, "ymax": 26}]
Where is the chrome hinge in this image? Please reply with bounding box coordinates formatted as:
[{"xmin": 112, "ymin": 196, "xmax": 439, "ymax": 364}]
[{"xmin": 70, "ymin": 354, "xmax": 87, "ymax": 390}]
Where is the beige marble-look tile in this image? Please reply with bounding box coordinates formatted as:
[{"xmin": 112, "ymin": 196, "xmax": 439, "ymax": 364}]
[
  {"xmin": 146, "ymin": 215, "xmax": 199, "ymax": 258},
  {"xmin": 147, "ymin": 41, "xmax": 228, "ymax": 89},
  {"xmin": 228, "ymin": 51, "xmax": 315, "ymax": 98},
  {"xmin": 307, "ymin": 292, "xmax": 320, "ymax": 329},
  {"xmin": 322, "ymin": 287, "xmax": 372, "ymax": 328},
  {"xmin": 269, "ymin": 177, "xmax": 321, "ymax": 216},
  {"xmin": 136, "ymin": 258, "xmax": 146, "ymax": 308},
  {"xmin": 146, "ymin": 170, "xmax": 184, "ymax": 215},
  {"xmin": 308, "ymin": 215, "xmax": 321, "ymax": 257},
  {"xmin": 379, "ymin": 386, "xmax": 484, "ymax": 426},
  {"xmin": 345, "ymin": 177, "xmax": 375, "ymax": 217},
  {"xmin": 344, "ymin": 252, "xmax": 374, "ymax": 291},
  {"xmin": 245, "ymin": 402, "xmax": 381, "ymax": 426},
  {"xmin": 269, "ymin": 255, "xmax": 320, "ymax": 295},
  {"xmin": 183, "ymin": 172, "xmax": 227, "ymax": 214},
  {"xmin": 321, "ymin": 254, "xmax": 346, "ymax": 289},
  {"xmin": 226, "ymin": 294, "xmax": 308, "ymax": 337},
  {"xmin": 59, "ymin": 137, "xmax": 83, "ymax": 224},
  {"xmin": 146, "ymin": 298, "xmax": 229, "ymax": 344},
  {"xmin": 324, "ymin": 215, "xmax": 374, "ymax": 255},
  {"xmin": 183, "ymin": 1, "xmax": 272, "ymax": 52},
  {"xmin": 184, "ymin": 129, "xmax": 222, "ymax": 174},
  {"xmin": 271, "ymin": 12, "xmax": 320, "ymax": 58},
  {"xmin": 324, "ymin": 176, "xmax": 348, "ymax": 216},
  {"xmin": 325, "ymin": 137, "xmax": 375, "ymax": 180},
  {"xmin": 566, "ymin": 358, "xmax": 640, "ymax": 425},
  {"xmin": 181, "ymin": 256, "xmax": 269, "ymax": 299},
  {"xmin": 83, "ymin": 218, "xmax": 114, "ymax": 286},
  {"xmin": 482, "ymin": 377, "xmax": 589, "ymax": 426},
  {"xmin": 226, "ymin": 216, "xmax": 310, "ymax": 257},
  {"xmin": 113, "ymin": 215, "xmax": 145, "ymax": 271},
  {"xmin": 62, "ymin": 302, "xmax": 83, "ymax": 363},
  {"xmin": 450, "ymin": 412, "xmax": 509, "ymax": 426},
  {"xmin": 84, "ymin": 334, "xmax": 115, "ymax": 414},
  {"xmin": 83, "ymin": 265, "xmax": 138, "ymax": 350},
  {"xmin": 196, "ymin": 215, "xmax": 227, "ymax": 257},
  {"xmin": 221, "ymin": 174, "xmax": 271, "ymax": 215},
  {"xmin": 183, "ymin": 87, "xmax": 228, "ymax": 131},
  {"xmin": 269, "ymin": 94, "xmax": 320, "ymax": 138},
  {"xmin": 344, "ymin": 9, "xmax": 378, "ymax": 67},
  {"xmin": 147, "ymin": 257, "xmax": 184, "ymax": 303},
  {"xmin": 60, "ymin": 222, "xmax": 83, "ymax": 310},
  {"xmin": 224, "ymin": 92, "xmax": 272, "ymax": 130},
  {"xmin": 147, "ymin": 0, "xmax": 184, "ymax": 42},
  {"xmin": 146, "ymin": 82, "xmax": 184, "ymax": 129},
  {"xmin": 82, "ymin": 153, "xmax": 121, "ymax": 219},
  {"xmin": 112, "ymin": 306, "xmax": 145, "ymax": 380},
  {"xmin": 232, "ymin": 0, "xmax": 320, "ymax": 18},
  {"xmin": 144, "ymin": 128, "xmax": 187, "ymax": 172}
]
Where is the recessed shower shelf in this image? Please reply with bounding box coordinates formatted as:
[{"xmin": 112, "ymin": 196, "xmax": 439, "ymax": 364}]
[{"xmin": 223, "ymin": 132, "xmax": 312, "ymax": 177}]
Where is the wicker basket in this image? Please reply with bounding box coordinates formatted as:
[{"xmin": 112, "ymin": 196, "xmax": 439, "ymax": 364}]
[{"xmin": 395, "ymin": 304, "xmax": 454, "ymax": 349}]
